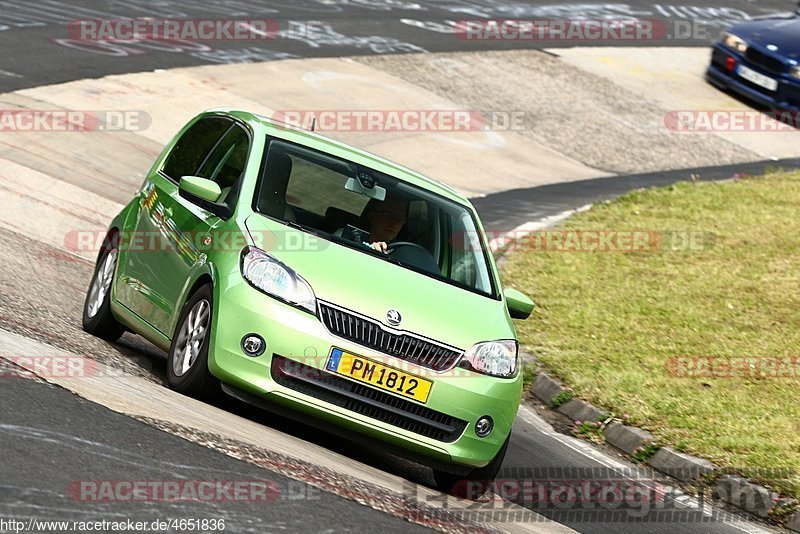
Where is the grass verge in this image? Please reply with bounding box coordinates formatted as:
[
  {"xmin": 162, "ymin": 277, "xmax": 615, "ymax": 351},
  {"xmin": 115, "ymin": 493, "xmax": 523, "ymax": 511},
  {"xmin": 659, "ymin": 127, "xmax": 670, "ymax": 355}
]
[{"xmin": 503, "ymin": 171, "xmax": 800, "ymax": 499}]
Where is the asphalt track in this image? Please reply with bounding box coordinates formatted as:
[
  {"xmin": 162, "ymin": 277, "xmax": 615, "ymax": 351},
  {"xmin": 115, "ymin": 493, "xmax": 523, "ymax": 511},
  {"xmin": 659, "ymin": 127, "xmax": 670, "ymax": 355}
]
[
  {"xmin": 473, "ymin": 157, "xmax": 800, "ymax": 231},
  {"xmin": 1, "ymin": 1, "xmax": 796, "ymax": 533},
  {"xmin": 0, "ymin": 376, "xmax": 434, "ymax": 533},
  {"xmin": 0, "ymin": 0, "xmax": 793, "ymax": 92}
]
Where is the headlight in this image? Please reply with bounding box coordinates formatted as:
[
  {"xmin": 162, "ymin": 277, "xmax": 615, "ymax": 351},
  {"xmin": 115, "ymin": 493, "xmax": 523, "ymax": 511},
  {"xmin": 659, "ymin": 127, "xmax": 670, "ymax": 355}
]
[
  {"xmin": 723, "ymin": 32, "xmax": 748, "ymax": 54},
  {"xmin": 463, "ymin": 340, "xmax": 518, "ymax": 378},
  {"xmin": 241, "ymin": 247, "xmax": 316, "ymax": 314},
  {"xmin": 790, "ymin": 66, "xmax": 800, "ymax": 80}
]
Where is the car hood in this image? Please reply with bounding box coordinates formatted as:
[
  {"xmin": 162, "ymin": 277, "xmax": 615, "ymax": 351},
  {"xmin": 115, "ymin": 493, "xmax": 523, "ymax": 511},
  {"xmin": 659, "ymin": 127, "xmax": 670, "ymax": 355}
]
[
  {"xmin": 245, "ymin": 215, "xmax": 514, "ymax": 350},
  {"xmin": 728, "ymin": 15, "xmax": 800, "ymax": 57}
]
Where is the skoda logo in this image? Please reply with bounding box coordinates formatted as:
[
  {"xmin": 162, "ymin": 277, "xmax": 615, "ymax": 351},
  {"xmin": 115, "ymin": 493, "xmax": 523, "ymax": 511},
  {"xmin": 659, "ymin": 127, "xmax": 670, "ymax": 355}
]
[{"xmin": 386, "ymin": 309, "xmax": 402, "ymax": 326}]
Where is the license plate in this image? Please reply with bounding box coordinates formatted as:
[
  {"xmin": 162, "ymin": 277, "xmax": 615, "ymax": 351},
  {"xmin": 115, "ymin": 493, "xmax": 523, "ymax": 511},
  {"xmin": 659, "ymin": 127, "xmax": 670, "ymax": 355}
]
[
  {"xmin": 326, "ymin": 348, "xmax": 432, "ymax": 403},
  {"xmin": 737, "ymin": 64, "xmax": 778, "ymax": 92}
]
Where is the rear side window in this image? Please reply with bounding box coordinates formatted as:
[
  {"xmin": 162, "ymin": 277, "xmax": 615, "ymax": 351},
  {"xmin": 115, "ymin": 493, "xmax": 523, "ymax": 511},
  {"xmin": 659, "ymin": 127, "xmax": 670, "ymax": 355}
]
[
  {"xmin": 196, "ymin": 124, "xmax": 250, "ymax": 210},
  {"xmin": 162, "ymin": 117, "xmax": 231, "ymax": 182}
]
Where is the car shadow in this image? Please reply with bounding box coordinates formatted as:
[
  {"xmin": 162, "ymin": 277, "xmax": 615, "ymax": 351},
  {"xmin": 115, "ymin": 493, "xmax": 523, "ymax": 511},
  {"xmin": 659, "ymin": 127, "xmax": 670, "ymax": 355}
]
[
  {"xmin": 113, "ymin": 331, "xmax": 438, "ymax": 490},
  {"xmin": 711, "ymin": 81, "xmax": 800, "ymax": 130}
]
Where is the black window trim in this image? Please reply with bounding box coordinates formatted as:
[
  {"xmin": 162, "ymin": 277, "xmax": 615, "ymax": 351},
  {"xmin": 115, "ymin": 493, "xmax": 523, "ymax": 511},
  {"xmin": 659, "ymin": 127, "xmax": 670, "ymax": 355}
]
[
  {"xmin": 158, "ymin": 114, "xmax": 254, "ymax": 221},
  {"xmin": 158, "ymin": 115, "xmax": 234, "ymax": 184}
]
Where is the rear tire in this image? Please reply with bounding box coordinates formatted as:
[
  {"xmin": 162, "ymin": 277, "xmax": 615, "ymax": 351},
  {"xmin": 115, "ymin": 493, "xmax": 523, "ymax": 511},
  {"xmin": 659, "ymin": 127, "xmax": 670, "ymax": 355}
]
[
  {"xmin": 82, "ymin": 243, "xmax": 125, "ymax": 342},
  {"xmin": 432, "ymin": 434, "xmax": 510, "ymax": 499},
  {"xmin": 166, "ymin": 284, "xmax": 219, "ymax": 399}
]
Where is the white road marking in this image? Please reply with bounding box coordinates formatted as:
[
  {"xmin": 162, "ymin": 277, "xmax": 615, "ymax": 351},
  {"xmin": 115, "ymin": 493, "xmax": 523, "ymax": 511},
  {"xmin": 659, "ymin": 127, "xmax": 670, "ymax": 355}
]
[
  {"xmin": 489, "ymin": 205, "xmax": 593, "ymax": 253},
  {"xmin": 516, "ymin": 405, "xmax": 776, "ymax": 533}
]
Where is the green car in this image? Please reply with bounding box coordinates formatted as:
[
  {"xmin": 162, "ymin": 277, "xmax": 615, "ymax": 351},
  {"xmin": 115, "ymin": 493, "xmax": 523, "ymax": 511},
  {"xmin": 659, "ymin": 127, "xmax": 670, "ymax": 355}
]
[{"xmin": 82, "ymin": 109, "xmax": 534, "ymax": 496}]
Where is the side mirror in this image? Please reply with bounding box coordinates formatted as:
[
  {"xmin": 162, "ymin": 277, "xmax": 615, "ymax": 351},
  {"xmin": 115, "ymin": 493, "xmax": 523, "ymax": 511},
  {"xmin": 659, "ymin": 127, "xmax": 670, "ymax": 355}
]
[
  {"xmin": 504, "ymin": 288, "xmax": 534, "ymax": 320},
  {"xmin": 179, "ymin": 176, "xmax": 231, "ymax": 219}
]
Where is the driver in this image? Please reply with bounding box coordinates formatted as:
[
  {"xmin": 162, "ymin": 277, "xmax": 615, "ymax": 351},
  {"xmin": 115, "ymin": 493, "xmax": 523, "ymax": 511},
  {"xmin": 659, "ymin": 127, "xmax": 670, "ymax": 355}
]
[{"xmin": 362, "ymin": 196, "xmax": 408, "ymax": 253}]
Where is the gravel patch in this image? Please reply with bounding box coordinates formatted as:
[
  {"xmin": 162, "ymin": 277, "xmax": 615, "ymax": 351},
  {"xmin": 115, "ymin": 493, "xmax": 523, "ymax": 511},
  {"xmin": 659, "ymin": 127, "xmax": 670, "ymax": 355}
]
[{"xmin": 0, "ymin": 226, "xmax": 166, "ymax": 383}]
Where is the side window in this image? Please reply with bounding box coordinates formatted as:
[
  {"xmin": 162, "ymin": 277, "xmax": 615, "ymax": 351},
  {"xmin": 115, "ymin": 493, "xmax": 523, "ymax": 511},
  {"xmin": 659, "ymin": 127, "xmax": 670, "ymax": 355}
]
[
  {"xmin": 162, "ymin": 117, "xmax": 231, "ymax": 182},
  {"xmin": 196, "ymin": 124, "xmax": 250, "ymax": 209},
  {"xmin": 447, "ymin": 211, "xmax": 491, "ymax": 293}
]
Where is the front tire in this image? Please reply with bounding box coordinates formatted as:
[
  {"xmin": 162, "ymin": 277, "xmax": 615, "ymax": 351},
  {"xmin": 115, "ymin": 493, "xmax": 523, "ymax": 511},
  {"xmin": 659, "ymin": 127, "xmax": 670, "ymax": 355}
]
[
  {"xmin": 82, "ymin": 244, "xmax": 125, "ymax": 342},
  {"xmin": 432, "ymin": 434, "xmax": 510, "ymax": 499},
  {"xmin": 166, "ymin": 284, "xmax": 219, "ymax": 398}
]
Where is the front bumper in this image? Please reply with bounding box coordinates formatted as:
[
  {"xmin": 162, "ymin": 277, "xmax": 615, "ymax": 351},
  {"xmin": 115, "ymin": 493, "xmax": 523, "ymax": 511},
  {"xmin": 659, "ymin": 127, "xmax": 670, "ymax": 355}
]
[
  {"xmin": 206, "ymin": 275, "xmax": 522, "ymax": 471},
  {"xmin": 706, "ymin": 44, "xmax": 800, "ymax": 112}
]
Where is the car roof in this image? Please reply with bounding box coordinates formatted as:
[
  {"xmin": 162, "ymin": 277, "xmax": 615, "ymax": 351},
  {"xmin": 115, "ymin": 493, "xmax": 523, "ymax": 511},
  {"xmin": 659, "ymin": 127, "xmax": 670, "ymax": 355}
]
[{"xmin": 208, "ymin": 108, "xmax": 471, "ymax": 207}]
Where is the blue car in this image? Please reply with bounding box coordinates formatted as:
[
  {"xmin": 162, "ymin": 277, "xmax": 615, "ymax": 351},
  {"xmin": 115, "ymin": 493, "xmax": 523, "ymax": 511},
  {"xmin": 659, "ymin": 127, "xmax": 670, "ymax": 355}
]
[{"xmin": 706, "ymin": 7, "xmax": 800, "ymax": 111}]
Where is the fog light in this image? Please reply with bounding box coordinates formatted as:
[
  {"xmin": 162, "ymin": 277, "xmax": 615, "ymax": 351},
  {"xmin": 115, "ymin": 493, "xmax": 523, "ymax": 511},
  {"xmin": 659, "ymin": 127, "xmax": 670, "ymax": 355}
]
[
  {"xmin": 475, "ymin": 416, "xmax": 493, "ymax": 438},
  {"xmin": 725, "ymin": 56, "xmax": 736, "ymax": 73},
  {"xmin": 241, "ymin": 334, "xmax": 266, "ymax": 357}
]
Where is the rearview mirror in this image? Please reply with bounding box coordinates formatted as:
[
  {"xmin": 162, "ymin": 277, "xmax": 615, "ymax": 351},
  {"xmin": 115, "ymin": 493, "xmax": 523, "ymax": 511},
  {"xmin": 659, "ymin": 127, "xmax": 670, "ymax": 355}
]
[
  {"xmin": 179, "ymin": 176, "xmax": 231, "ymax": 219},
  {"xmin": 504, "ymin": 288, "xmax": 534, "ymax": 320},
  {"xmin": 345, "ymin": 176, "xmax": 386, "ymax": 201}
]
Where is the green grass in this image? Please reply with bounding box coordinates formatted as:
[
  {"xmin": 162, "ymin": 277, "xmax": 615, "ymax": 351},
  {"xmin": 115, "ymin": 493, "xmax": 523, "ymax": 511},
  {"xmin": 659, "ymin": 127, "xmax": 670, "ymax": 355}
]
[
  {"xmin": 503, "ymin": 171, "xmax": 800, "ymax": 499},
  {"xmin": 551, "ymin": 390, "xmax": 573, "ymax": 408},
  {"xmin": 521, "ymin": 363, "xmax": 537, "ymax": 393}
]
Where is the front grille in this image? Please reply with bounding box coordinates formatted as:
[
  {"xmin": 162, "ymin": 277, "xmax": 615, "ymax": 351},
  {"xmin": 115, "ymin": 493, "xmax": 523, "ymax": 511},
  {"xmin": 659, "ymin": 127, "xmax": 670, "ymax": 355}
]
[
  {"xmin": 745, "ymin": 48, "xmax": 786, "ymax": 75},
  {"xmin": 271, "ymin": 355, "xmax": 468, "ymax": 442},
  {"xmin": 318, "ymin": 302, "xmax": 462, "ymax": 372}
]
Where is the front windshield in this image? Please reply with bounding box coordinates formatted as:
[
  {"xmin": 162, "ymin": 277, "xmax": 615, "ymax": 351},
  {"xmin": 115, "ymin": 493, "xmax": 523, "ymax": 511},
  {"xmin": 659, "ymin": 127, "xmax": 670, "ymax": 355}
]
[{"xmin": 254, "ymin": 138, "xmax": 497, "ymax": 298}]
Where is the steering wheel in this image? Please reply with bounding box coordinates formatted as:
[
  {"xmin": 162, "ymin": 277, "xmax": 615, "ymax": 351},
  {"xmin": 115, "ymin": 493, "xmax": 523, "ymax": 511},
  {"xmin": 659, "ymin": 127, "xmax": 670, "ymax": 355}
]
[
  {"xmin": 385, "ymin": 241, "xmax": 441, "ymax": 275},
  {"xmin": 386, "ymin": 241, "xmax": 429, "ymax": 254}
]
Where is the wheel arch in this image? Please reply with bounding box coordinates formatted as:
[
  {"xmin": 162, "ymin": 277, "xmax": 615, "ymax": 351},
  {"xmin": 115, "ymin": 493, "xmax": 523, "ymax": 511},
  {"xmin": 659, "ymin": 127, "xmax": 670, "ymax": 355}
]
[
  {"xmin": 97, "ymin": 226, "xmax": 120, "ymax": 262},
  {"xmin": 168, "ymin": 268, "xmax": 217, "ymax": 339},
  {"xmin": 187, "ymin": 273, "xmax": 214, "ymax": 300}
]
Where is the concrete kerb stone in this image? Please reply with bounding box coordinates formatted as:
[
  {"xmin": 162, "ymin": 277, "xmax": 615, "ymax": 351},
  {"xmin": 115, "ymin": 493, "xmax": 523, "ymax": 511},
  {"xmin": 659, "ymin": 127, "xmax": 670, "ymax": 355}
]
[
  {"xmin": 712, "ymin": 475, "xmax": 777, "ymax": 518},
  {"xmin": 527, "ymin": 378, "xmax": 789, "ymax": 523},
  {"xmin": 530, "ymin": 372, "xmax": 567, "ymax": 407},
  {"xmin": 556, "ymin": 399, "xmax": 606, "ymax": 423},
  {"xmin": 646, "ymin": 447, "xmax": 716, "ymax": 482},
  {"xmin": 604, "ymin": 422, "xmax": 654, "ymax": 456},
  {"xmin": 787, "ymin": 511, "xmax": 800, "ymax": 532}
]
